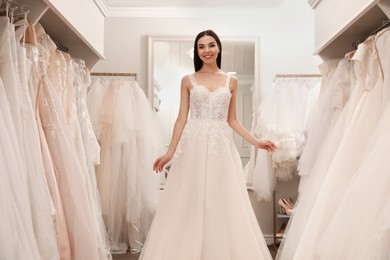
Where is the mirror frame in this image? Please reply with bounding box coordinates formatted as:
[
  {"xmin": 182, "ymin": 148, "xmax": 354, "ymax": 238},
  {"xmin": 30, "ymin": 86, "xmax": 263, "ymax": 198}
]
[{"xmin": 147, "ymin": 35, "xmax": 260, "ymax": 116}]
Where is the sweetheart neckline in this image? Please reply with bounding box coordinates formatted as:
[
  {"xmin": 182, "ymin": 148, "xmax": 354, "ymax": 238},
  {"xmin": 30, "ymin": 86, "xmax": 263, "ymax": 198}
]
[{"xmin": 191, "ymin": 84, "xmax": 231, "ymax": 94}]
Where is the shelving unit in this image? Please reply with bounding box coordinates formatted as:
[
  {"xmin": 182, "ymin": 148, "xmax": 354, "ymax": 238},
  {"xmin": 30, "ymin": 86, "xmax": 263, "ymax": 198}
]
[
  {"xmin": 272, "ymin": 190, "xmax": 293, "ymax": 246},
  {"xmin": 314, "ymin": 0, "xmax": 390, "ymax": 59},
  {"xmin": 27, "ymin": 0, "xmax": 105, "ymax": 68}
]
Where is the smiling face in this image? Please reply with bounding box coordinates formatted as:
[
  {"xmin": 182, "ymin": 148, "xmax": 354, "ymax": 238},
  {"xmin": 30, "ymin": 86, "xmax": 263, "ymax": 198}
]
[
  {"xmin": 193, "ymin": 30, "xmax": 222, "ymax": 72},
  {"xmin": 197, "ymin": 35, "xmax": 220, "ymax": 66}
]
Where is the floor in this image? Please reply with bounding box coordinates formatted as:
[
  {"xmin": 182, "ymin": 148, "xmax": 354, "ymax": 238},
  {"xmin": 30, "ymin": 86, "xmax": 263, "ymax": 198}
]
[{"xmin": 112, "ymin": 245, "xmax": 278, "ymax": 259}]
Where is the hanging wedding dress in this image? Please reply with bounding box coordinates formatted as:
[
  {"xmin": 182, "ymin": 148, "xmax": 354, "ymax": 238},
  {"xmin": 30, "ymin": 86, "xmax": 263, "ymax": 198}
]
[
  {"xmin": 36, "ymin": 26, "xmax": 104, "ymax": 260},
  {"xmin": 92, "ymin": 78, "xmax": 161, "ymax": 254},
  {"xmin": 87, "ymin": 78, "xmax": 110, "ymax": 141},
  {"xmin": 73, "ymin": 61, "xmax": 111, "ymax": 259},
  {"xmin": 276, "ymin": 58, "xmax": 353, "ymax": 260},
  {"xmin": 14, "ymin": 19, "xmax": 60, "ymax": 260},
  {"xmin": 139, "ymin": 74, "xmax": 272, "ymax": 260},
  {"xmin": 0, "ymin": 15, "xmax": 41, "ymax": 259},
  {"xmin": 292, "ymin": 31, "xmax": 387, "ymax": 260},
  {"xmin": 297, "ymin": 59, "xmax": 341, "ymax": 178},
  {"xmin": 246, "ymin": 77, "xmax": 318, "ymax": 201},
  {"xmin": 312, "ymin": 27, "xmax": 390, "ymax": 260},
  {"xmin": 0, "ymin": 77, "xmax": 40, "ymax": 259},
  {"xmin": 26, "ymin": 23, "xmax": 72, "ymax": 259}
]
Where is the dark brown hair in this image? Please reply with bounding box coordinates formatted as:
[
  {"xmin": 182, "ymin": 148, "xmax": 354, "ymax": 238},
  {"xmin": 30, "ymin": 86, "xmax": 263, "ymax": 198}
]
[{"xmin": 193, "ymin": 30, "xmax": 222, "ymax": 72}]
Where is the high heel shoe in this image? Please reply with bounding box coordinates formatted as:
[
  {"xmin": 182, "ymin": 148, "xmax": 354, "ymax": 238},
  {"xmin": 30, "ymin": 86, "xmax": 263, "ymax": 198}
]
[
  {"xmin": 287, "ymin": 197, "xmax": 295, "ymax": 208},
  {"xmin": 276, "ymin": 222, "xmax": 287, "ymax": 238},
  {"xmin": 278, "ymin": 198, "xmax": 294, "ymax": 216}
]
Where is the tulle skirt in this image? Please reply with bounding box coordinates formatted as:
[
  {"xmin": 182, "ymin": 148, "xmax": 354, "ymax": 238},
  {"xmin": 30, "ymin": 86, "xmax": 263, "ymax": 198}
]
[{"xmin": 140, "ymin": 120, "xmax": 272, "ymax": 260}]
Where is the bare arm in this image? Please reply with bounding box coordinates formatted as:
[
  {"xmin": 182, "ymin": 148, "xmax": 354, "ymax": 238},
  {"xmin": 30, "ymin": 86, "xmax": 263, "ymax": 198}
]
[
  {"xmin": 153, "ymin": 76, "xmax": 191, "ymax": 173},
  {"xmin": 227, "ymin": 76, "xmax": 277, "ymax": 152}
]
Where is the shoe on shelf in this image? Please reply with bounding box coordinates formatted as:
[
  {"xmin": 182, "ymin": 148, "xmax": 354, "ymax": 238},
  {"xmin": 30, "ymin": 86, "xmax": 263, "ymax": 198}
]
[
  {"xmin": 278, "ymin": 198, "xmax": 294, "ymax": 216},
  {"xmin": 287, "ymin": 197, "xmax": 295, "ymax": 208},
  {"xmin": 277, "ymin": 222, "xmax": 287, "ymax": 238}
]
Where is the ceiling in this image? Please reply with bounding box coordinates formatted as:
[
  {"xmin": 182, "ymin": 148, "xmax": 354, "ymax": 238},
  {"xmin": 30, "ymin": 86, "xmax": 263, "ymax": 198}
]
[
  {"xmin": 102, "ymin": 0, "xmax": 281, "ymax": 8},
  {"xmin": 96, "ymin": 0, "xmax": 283, "ymax": 17}
]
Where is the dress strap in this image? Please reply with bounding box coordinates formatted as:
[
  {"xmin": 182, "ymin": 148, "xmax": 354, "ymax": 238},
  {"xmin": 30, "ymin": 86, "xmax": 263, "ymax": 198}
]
[
  {"xmin": 188, "ymin": 74, "xmax": 196, "ymax": 89},
  {"xmin": 224, "ymin": 74, "xmax": 231, "ymax": 89}
]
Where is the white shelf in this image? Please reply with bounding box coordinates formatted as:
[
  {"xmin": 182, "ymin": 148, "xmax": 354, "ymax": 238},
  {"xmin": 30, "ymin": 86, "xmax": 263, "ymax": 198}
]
[
  {"xmin": 276, "ymin": 213, "xmax": 291, "ymax": 219},
  {"xmin": 314, "ymin": 0, "xmax": 390, "ymax": 59},
  {"xmin": 28, "ymin": 0, "xmax": 105, "ymax": 68}
]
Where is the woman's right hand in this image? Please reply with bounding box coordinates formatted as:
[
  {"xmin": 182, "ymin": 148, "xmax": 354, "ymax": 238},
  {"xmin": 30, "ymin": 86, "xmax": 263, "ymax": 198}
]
[{"xmin": 153, "ymin": 153, "xmax": 173, "ymax": 173}]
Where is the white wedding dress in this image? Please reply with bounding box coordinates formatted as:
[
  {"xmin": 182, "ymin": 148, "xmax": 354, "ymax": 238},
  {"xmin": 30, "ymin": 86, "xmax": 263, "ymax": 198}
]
[
  {"xmin": 89, "ymin": 78, "xmax": 161, "ymax": 254},
  {"xmin": 139, "ymin": 74, "xmax": 272, "ymax": 260},
  {"xmin": 313, "ymin": 26, "xmax": 390, "ymax": 260}
]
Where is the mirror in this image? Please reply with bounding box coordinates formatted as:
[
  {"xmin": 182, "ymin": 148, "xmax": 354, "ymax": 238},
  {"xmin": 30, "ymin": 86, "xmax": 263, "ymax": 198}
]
[{"xmin": 147, "ymin": 36, "xmax": 259, "ymax": 172}]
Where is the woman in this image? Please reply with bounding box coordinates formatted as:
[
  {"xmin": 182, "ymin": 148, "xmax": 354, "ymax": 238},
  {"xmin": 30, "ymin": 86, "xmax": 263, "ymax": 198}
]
[{"xmin": 140, "ymin": 29, "xmax": 276, "ymax": 260}]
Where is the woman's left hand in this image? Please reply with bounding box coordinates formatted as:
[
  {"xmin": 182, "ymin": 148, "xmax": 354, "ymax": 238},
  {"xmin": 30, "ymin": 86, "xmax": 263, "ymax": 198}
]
[{"xmin": 255, "ymin": 139, "xmax": 277, "ymax": 153}]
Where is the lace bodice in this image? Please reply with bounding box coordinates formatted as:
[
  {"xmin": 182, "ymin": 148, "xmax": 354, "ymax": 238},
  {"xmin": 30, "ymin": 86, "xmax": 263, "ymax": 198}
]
[
  {"xmin": 175, "ymin": 74, "xmax": 233, "ymax": 157},
  {"xmin": 188, "ymin": 74, "xmax": 232, "ymax": 122}
]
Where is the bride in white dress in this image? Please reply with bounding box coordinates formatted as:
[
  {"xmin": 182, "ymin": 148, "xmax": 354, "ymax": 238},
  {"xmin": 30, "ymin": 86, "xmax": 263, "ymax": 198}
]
[{"xmin": 139, "ymin": 30, "xmax": 276, "ymax": 260}]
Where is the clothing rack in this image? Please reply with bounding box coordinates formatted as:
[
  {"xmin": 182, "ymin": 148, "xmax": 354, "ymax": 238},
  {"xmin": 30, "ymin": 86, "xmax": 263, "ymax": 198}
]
[
  {"xmin": 90, "ymin": 72, "xmax": 137, "ymax": 80},
  {"xmin": 52, "ymin": 38, "xmax": 69, "ymax": 53},
  {"xmin": 352, "ymin": 19, "xmax": 390, "ymax": 50},
  {"xmin": 275, "ymin": 74, "xmax": 322, "ymax": 78},
  {"xmin": 0, "ymin": 0, "xmax": 28, "ymax": 18}
]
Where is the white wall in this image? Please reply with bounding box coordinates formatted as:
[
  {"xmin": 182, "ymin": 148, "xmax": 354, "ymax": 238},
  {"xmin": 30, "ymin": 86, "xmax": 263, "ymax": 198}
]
[{"xmin": 93, "ymin": 0, "xmax": 321, "ymax": 241}]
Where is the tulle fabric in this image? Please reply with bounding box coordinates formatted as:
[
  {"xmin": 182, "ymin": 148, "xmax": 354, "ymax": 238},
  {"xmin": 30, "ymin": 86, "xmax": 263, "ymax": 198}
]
[
  {"xmin": 140, "ymin": 74, "xmax": 272, "ymax": 260},
  {"xmin": 297, "ymin": 58, "xmax": 350, "ymax": 178},
  {"xmin": 0, "ymin": 17, "xmax": 42, "ymax": 259},
  {"xmin": 0, "ymin": 77, "xmax": 41, "ymax": 259},
  {"xmin": 308, "ymin": 27, "xmax": 390, "ymax": 260},
  {"xmin": 37, "ymin": 30, "xmax": 108, "ymax": 260},
  {"xmin": 292, "ymin": 35, "xmax": 384, "ymax": 259},
  {"xmin": 257, "ymin": 80, "xmax": 306, "ymax": 180},
  {"xmin": 276, "ymin": 29, "xmax": 389, "ymax": 260},
  {"xmin": 251, "ymin": 149, "xmax": 276, "ymax": 201},
  {"xmin": 87, "ymin": 78, "xmax": 110, "ymax": 140},
  {"xmin": 316, "ymin": 103, "xmax": 390, "ymax": 259},
  {"xmin": 26, "ymin": 40, "xmax": 72, "ymax": 259},
  {"xmin": 90, "ymin": 78, "xmax": 162, "ymax": 254},
  {"xmin": 276, "ymin": 58, "xmax": 353, "ymax": 260},
  {"xmin": 15, "ymin": 20, "xmax": 61, "ymax": 260},
  {"xmin": 74, "ymin": 63, "xmax": 111, "ymax": 259},
  {"xmin": 246, "ymin": 76, "xmax": 321, "ymax": 201}
]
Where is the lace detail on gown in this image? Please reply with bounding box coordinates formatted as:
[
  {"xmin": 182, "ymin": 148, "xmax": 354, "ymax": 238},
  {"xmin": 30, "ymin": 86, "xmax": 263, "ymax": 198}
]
[
  {"xmin": 140, "ymin": 73, "xmax": 273, "ymax": 260},
  {"xmin": 175, "ymin": 74, "xmax": 233, "ymax": 157}
]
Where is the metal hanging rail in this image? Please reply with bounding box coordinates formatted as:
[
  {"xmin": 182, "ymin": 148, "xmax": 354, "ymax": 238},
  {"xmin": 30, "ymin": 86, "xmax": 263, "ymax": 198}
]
[
  {"xmin": 275, "ymin": 74, "xmax": 322, "ymax": 78},
  {"xmin": 90, "ymin": 72, "xmax": 137, "ymax": 80}
]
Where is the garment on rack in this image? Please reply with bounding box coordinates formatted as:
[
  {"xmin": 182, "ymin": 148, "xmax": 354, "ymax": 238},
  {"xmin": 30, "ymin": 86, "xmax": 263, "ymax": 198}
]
[
  {"xmin": 0, "ymin": 76, "xmax": 41, "ymax": 259},
  {"xmin": 36, "ymin": 25, "xmax": 112, "ymax": 260},
  {"xmin": 246, "ymin": 76, "xmax": 321, "ymax": 201},
  {"xmin": 15, "ymin": 18, "xmax": 60, "ymax": 260},
  {"xmin": 26, "ymin": 24, "xmax": 72, "ymax": 260},
  {"xmin": 276, "ymin": 57, "xmax": 354, "ymax": 260},
  {"xmin": 276, "ymin": 27, "xmax": 390, "ymax": 260},
  {"xmin": 310, "ymin": 26, "xmax": 390, "ymax": 260},
  {"xmin": 89, "ymin": 77, "xmax": 162, "ymax": 254},
  {"xmin": 74, "ymin": 61, "xmax": 111, "ymax": 259},
  {"xmin": 1, "ymin": 5, "xmax": 112, "ymax": 259},
  {"xmin": 297, "ymin": 59, "xmax": 347, "ymax": 179},
  {"xmin": 0, "ymin": 15, "xmax": 49, "ymax": 260}
]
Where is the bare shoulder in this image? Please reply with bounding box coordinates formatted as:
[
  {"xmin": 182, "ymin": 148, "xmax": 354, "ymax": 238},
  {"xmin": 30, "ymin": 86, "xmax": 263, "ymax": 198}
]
[
  {"xmin": 229, "ymin": 75, "xmax": 238, "ymax": 91},
  {"xmin": 181, "ymin": 74, "xmax": 191, "ymax": 91},
  {"xmin": 229, "ymin": 75, "xmax": 238, "ymax": 84}
]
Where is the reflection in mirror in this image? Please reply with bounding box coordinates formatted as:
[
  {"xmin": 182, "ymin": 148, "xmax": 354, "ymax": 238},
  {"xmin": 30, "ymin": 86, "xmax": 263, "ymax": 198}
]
[{"xmin": 147, "ymin": 36, "xmax": 258, "ymax": 182}]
